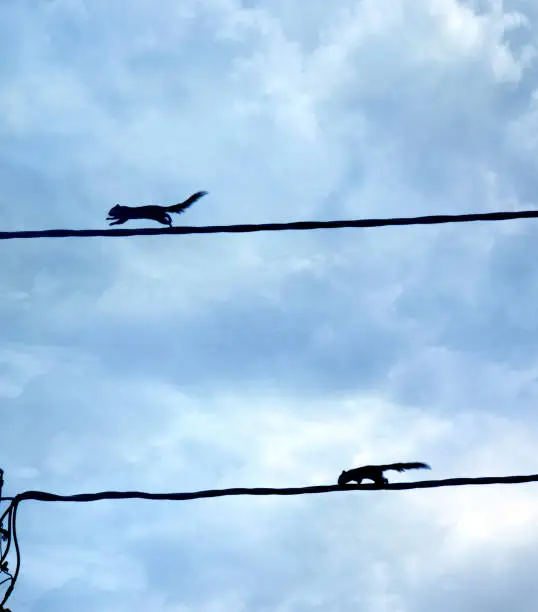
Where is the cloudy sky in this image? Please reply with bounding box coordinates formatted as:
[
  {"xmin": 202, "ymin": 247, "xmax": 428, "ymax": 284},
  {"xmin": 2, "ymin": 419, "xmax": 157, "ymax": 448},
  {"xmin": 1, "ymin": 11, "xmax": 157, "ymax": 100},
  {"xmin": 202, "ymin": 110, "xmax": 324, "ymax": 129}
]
[{"xmin": 2, "ymin": 0, "xmax": 538, "ymax": 610}]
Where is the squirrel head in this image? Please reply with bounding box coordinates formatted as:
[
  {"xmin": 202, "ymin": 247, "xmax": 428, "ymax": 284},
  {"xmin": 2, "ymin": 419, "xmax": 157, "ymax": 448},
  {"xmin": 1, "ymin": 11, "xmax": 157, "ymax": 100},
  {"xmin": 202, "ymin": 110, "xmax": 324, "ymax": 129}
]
[
  {"xmin": 108, "ymin": 204, "xmax": 121, "ymax": 216},
  {"xmin": 337, "ymin": 470, "xmax": 348, "ymax": 486}
]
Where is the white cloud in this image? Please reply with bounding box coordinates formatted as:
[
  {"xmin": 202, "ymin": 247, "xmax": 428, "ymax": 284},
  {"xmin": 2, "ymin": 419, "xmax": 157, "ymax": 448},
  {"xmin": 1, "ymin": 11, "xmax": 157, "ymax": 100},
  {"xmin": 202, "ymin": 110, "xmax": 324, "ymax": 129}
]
[{"xmin": 2, "ymin": 0, "xmax": 538, "ymax": 611}]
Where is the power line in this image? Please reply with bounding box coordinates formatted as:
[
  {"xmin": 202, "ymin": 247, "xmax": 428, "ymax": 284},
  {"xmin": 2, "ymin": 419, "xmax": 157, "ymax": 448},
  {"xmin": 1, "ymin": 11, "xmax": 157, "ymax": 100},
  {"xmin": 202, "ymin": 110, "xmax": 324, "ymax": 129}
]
[
  {"xmin": 2, "ymin": 208, "xmax": 538, "ymax": 240},
  {"xmin": 1, "ymin": 473, "xmax": 537, "ymax": 608},
  {"xmin": 0, "ymin": 500, "xmax": 19, "ymax": 610},
  {"xmin": 2, "ymin": 472, "xmax": 538, "ymax": 507}
]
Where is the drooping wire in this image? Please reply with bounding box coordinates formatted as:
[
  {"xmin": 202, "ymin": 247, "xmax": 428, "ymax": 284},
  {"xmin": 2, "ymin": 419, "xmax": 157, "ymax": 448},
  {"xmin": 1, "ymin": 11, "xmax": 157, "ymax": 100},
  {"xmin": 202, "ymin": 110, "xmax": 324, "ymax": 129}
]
[
  {"xmin": 0, "ymin": 208, "xmax": 538, "ymax": 240},
  {"xmin": 0, "ymin": 500, "xmax": 21, "ymax": 609},
  {"xmin": 0, "ymin": 472, "xmax": 537, "ymax": 506},
  {"xmin": 0, "ymin": 504, "xmax": 12, "ymax": 572},
  {"xmin": 0, "ymin": 500, "xmax": 17, "ymax": 610},
  {"xmin": 1, "ymin": 472, "xmax": 538, "ymax": 607}
]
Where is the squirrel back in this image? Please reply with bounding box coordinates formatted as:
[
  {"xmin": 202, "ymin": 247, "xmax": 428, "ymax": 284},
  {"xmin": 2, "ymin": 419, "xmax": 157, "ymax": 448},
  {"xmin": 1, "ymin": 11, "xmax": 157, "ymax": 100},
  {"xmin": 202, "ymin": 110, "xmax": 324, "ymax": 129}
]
[{"xmin": 337, "ymin": 462, "xmax": 430, "ymax": 486}]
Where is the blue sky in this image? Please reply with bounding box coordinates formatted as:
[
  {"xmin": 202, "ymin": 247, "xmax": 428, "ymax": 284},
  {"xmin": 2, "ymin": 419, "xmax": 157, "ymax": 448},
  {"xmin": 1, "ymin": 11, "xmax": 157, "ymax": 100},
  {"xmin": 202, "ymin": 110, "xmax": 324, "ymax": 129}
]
[{"xmin": 2, "ymin": 0, "xmax": 538, "ymax": 610}]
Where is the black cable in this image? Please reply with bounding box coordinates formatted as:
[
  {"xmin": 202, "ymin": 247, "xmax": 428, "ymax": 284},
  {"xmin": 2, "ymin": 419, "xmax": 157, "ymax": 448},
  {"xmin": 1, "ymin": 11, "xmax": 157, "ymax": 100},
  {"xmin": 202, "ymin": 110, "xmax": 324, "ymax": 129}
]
[
  {"xmin": 0, "ymin": 506, "xmax": 12, "ymax": 567},
  {"xmin": 0, "ymin": 504, "xmax": 14, "ymax": 608},
  {"xmin": 0, "ymin": 506, "xmax": 11, "ymax": 528},
  {"xmin": 7, "ymin": 472, "xmax": 538, "ymax": 505},
  {"xmin": 0, "ymin": 473, "xmax": 537, "ymax": 608},
  {"xmin": 0, "ymin": 501, "xmax": 19, "ymax": 609},
  {"xmin": 1, "ymin": 209, "xmax": 538, "ymax": 240}
]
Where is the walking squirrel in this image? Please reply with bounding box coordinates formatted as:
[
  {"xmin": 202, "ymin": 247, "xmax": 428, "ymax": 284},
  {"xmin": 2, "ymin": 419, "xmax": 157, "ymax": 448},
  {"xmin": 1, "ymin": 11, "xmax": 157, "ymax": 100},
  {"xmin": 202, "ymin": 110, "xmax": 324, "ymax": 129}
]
[
  {"xmin": 106, "ymin": 190, "xmax": 208, "ymax": 227},
  {"xmin": 337, "ymin": 462, "xmax": 430, "ymax": 486}
]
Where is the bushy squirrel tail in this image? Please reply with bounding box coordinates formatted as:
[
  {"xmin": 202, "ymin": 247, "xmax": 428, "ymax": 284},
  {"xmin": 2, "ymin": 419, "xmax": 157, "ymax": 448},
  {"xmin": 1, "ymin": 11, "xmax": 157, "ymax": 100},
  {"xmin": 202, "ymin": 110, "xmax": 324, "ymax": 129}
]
[
  {"xmin": 380, "ymin": 462, "xmax": 430, "ymax": 473},
  {"xmin": 167, "ymin": 191, "xmax": 208, "ymax": 214}
]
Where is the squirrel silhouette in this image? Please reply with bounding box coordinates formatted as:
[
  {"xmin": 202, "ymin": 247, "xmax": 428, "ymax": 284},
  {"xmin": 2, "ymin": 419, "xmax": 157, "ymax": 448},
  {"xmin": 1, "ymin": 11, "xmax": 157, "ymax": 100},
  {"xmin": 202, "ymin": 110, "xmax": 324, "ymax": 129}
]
[
  {"xmin": 337, "ymin": 462, "xmax": 430, "ymax": 486},
  {"xmin": 106, "ymin": 190, "xmax": 208, "ymax": 227}
]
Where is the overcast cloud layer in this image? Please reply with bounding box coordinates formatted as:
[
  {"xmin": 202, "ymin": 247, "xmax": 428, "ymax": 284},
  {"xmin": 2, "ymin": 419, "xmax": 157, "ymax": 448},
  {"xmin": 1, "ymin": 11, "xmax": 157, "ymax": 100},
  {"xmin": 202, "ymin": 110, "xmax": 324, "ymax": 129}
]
[{"xmin": 2, "ymin": 0, "xmax": 538, "ymax": 610}]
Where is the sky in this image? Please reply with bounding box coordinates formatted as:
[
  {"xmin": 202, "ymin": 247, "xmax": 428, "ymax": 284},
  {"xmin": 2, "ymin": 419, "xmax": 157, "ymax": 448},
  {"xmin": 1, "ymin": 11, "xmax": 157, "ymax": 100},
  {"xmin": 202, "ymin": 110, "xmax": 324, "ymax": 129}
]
[{"xmin": 1, "ymin": 0, "xmax": 538, "ymax": 610}]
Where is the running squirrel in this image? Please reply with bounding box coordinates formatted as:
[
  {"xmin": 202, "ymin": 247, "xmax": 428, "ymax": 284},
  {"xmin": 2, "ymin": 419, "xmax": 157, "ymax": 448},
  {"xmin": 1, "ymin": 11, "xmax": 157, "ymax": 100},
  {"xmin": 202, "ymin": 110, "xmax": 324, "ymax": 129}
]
[
  {"xmin": 337, "ymin": 462, "xmax": 430, "ymax": 486},
  {"xmin": 106, "ymin": 190, "xmax": 208, "ymax": 227}
]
